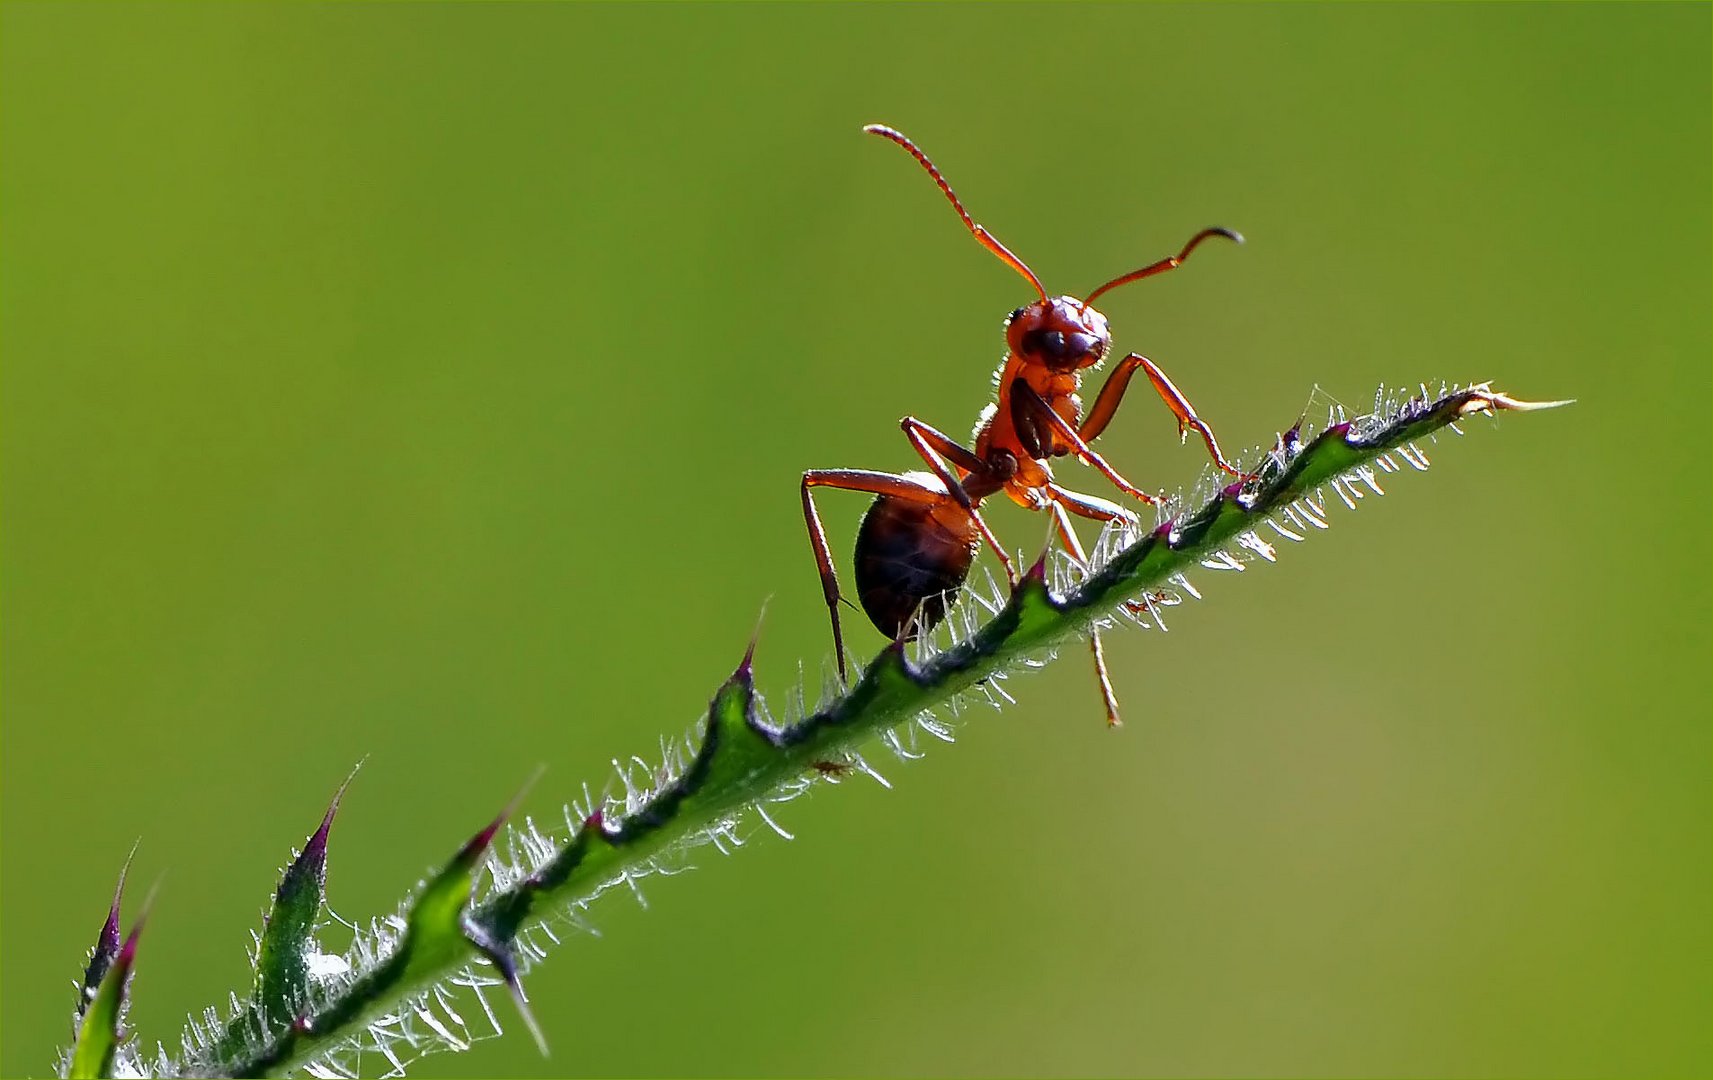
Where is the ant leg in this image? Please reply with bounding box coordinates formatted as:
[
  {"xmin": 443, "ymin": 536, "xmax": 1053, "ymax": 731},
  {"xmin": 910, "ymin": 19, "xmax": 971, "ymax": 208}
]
[
  {"xmin": 899, "ymin": 417, "xmax": 1017, "ymax": 584},
  {"xmin": 801, "ymin": 469, "xmax": 953, "ymax": 680},
  {"xmin": 1052, "ymin": 479, "xmax": 1183, "ymax": 637},
  {"xmin": 1048, "ymin": 499, "xmax": 1123, "ymax": 728},
  {"xmin": 1048, "ymin": 483, "xmax": 1140, "ymax": 526},
  {"xmin": 898, "ymin": 416, "xmax": 985, "ymax": 474},
  {"xmin": 1049, "ymin": 483, "xmax": 1154, "ymax": 595},
  {"xmin": 1049, "ymin": 482, "xmax": 1149, "ymax": 560},
  {"xmin": 1009, "ymin": 380, "xmax": 1165, "ymax": 506},
  {"xmin": 1080, "ymin": 353, "xmax": 1244, "ymax": 477},
  {"xmin": 1087, "ymin": 630, "xmax": 1121, "ymax": 729}
]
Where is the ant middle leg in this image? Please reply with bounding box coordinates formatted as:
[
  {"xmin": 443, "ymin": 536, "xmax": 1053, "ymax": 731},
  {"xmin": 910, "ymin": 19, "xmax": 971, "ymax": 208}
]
[
  {"xmin": 1079, "ymin": 353, "xmax": 1245, "ymax": 478},
  {"xmin": 1051, "ymin": 482, "xmax": 1174, "ymax": 614},
  {"xmin": 1048, "ymin": 484, "xmax": 1187, "ymax": 728},
  {"xmin": 1049, "ymin": 482, "xmax": 1146, "ymax": 541}
]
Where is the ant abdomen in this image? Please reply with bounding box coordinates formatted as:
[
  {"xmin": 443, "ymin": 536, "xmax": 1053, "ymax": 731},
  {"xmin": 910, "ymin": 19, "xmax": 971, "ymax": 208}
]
[{"xmin": 853, "ymin": 495, "xmax": 980, "ymax": 638}]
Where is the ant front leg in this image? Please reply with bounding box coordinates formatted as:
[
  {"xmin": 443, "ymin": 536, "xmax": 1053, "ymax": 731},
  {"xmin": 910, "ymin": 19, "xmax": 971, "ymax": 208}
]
[
  {"xmin": 899, "ymin": 416, "xmax": 1017, "ymax": 585},
  {"xmin": 1009, "ymin": 380, "xmax": 1165, "ymax": 507},
  {"xmin": 1080, "ymin": 353, "xmax": 1245, "ymax": 478}
]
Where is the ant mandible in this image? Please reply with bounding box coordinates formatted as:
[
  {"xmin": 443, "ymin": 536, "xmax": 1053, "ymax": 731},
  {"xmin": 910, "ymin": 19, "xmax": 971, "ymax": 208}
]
[{"xmin": 800, "ymin": 124, "xmax": 1244, "ymax": 727}]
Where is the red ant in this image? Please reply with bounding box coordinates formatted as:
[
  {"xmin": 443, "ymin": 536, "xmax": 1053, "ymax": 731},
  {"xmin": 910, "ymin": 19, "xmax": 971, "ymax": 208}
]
[{"xmin": 801, "ymin": 125, "xmax": 1245, "ymax": 727}]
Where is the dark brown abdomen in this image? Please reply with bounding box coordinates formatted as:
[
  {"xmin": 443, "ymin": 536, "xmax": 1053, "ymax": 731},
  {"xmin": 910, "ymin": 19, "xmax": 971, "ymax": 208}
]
[{"xmin": 853, "ymin": 495, "xmax": 980, "ymax": 638}]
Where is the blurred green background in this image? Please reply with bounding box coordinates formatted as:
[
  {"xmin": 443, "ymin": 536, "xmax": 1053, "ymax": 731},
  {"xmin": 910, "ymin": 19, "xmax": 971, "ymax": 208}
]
[{"xmin": 3, "ymin": 3, "xmax": 1708, "ymax": 1077}]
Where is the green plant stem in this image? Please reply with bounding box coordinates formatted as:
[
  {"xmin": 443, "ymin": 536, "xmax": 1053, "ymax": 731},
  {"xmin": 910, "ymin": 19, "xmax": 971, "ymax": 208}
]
[{"xmin": 182, "ymin": 383, "xmax": 1560, "ymax": 1079}]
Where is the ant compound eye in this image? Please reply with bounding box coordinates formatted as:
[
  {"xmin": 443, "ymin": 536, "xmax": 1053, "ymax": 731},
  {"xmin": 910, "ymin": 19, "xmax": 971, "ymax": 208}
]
[{"xmin": 1022, "ymin": 328, "xmax": 1069, "ymax": 358}]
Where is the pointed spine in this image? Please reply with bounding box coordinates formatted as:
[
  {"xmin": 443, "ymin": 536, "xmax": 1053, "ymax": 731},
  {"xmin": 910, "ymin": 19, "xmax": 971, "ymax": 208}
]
[
  {"xmin": 252, "ymin": 768, "xmax": 353, "ymax": 1031},
  {"xmin": 69, "ymin": 913, "xmax": 146, "ymax": 1079},
  {"xmin": 77, "ymin": 844, "xmax": 136, "ymax": 1022}
]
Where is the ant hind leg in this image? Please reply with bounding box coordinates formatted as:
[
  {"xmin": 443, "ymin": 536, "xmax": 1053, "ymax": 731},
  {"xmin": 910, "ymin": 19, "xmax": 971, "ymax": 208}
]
[
  {"xmin": 899, "ymin": 416, "xmax": 1018, "ymax": 584},
  {"xmin": 800, "ymin": 468, "xmax": 966, "ymax": 681}
]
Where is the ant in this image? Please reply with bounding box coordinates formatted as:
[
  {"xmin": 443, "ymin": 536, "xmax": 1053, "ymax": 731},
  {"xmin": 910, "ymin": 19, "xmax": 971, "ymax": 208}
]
[{"xmin": 801, "ymin": 124, "xmax": 1245, "ymax": 727}]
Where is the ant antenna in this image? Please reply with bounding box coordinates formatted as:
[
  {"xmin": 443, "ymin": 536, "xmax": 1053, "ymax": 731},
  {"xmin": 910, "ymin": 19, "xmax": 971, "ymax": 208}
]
[
  {"xmin": 1084, "ymin": 227, "xmax": 1243, "ymax": 307},
  {"xmin": 863, "ymin": 124, "xmax": 1047, "ymax": 302}
]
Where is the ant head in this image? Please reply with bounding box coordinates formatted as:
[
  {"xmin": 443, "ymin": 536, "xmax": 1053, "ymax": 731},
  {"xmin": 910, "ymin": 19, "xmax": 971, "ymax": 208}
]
[{"xmin": 1005, "ymin": 298, "xmax": 1112, "ymax": 372}]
